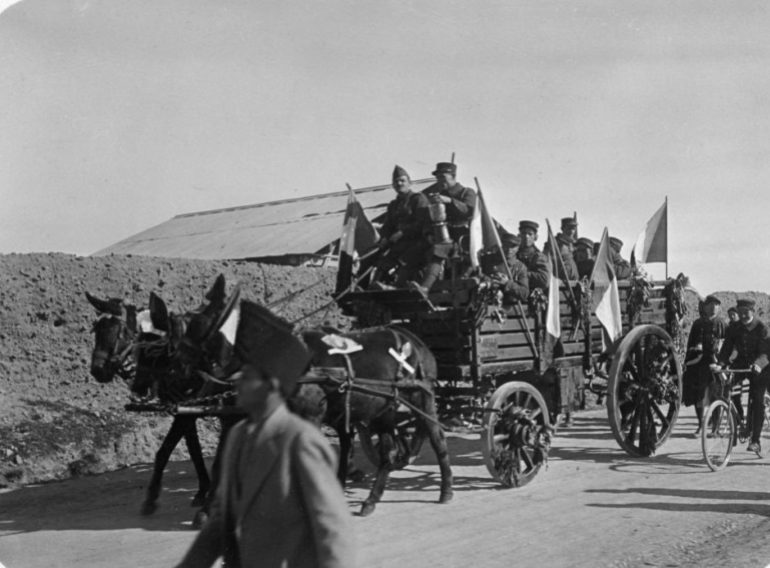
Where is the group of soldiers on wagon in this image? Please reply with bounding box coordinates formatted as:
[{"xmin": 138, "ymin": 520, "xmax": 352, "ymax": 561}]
[{"xmin": 371, "ymin": 160, "xmax": 634, "ymax": 303}]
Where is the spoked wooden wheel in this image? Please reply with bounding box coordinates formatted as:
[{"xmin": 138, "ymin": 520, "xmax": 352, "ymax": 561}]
[
  {"xmin": 701, "ymin": 400, "xmax": 736, "ymax": 471},
  {"xmin": 355, "ymin": 409, "xmax": 426, "ymax": 470},
  {"xmin": 607, "ymin": 325, "xmax": 683, "ymax": 457},
  {"xmin": 481, "ymin": 381, "xmax": 552, "ymax": 488}
]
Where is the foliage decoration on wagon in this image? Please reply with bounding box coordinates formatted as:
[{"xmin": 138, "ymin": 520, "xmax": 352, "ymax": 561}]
[
  {"xmin": 626, "ymin": 272, "xmax": 653, "ymax": 326},
  {"xmin": 663, "ymin": 273, "xmax": 690, "ymax": 354}
]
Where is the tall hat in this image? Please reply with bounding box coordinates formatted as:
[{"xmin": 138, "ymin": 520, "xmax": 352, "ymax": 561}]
[
  {"xmin": 232, "ymin": 300, "xmax": 311, "ymax": 393},
  {"xmin": 432, "ymin": 162, "xmax": 457, "ymax": 176},
  {"xmin": 561, "ymin": 217, "xmax": 578, "ymax": 229},
  {"xmin": 609, "ymin": 236, "xmax": 624, "ymax": 251},
  {"xmin": 392, "ymin": 165, "xmax": 410, "ymax": 181},
  {"xmin": 518, "ymin": 220, "xmax": 539, "ymax": 233}
]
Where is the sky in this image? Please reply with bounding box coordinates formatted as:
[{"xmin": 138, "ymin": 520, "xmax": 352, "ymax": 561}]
[{"xmin": 1, "ymin": 1, "xmax": 769, "ymax": 294}]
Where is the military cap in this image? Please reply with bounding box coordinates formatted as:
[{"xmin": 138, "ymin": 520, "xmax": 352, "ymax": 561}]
[
  {"xmin": 518, "ymin": 220, "xmax": 539, "ymax": 233},
  {"xmin": 561, "ymin": 217, "xmax": 578, "ymax": 229},
  {"xmin": 575, "ymin": 237, "xmax": 594, "ymax": 249},
  {"xmin": 736, "ymin": 299, "xmax": 756, "ymax": 310},
  {"xmin": 432, "ymin": 162, "xmax": 457, "ymax": 176},
  {"xmin": 703, "ymin": 295, "xmax": 721, "ymax": 306},
  {"xmin": 609, "ymin": 237, "xmax": 624, "ymax": 251},
  {"xmin": 500, "ymin": 232, "xmax": 521, "ymax": 247},
  {"xmin": 392, "ymin": 164, "xmax": 410, "ymax": 181}
]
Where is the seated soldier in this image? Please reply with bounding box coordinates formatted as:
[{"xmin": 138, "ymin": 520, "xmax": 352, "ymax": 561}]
[
  {"xmin": 574, "ymin": 237, "xmax": 595, "ymax": 279},
  {"xmin": 543, "ymin": 216, "xmax": 579, "ymax": 281},
  {"xmin": 481, "ymin": 232, "xmax": 529, "ymax": 303},
  {"xmin": 410, "ymin": 161, "xmax": 476, "ymax": 293},
  {"xmin": 372, "ymin": 165, "xmax": 429, "ymax": 288},
  {"xmin": 609, "ymin": 236, "xmax": 633, "ymax": 279},
  {"xmin": 516, "ymin": 220, "xmax": 549, "ymax": 292}
]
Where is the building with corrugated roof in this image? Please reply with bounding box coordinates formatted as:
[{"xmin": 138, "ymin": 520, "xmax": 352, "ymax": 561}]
[{"xmin": 93, "ymin": 179, "xmax": 434, "ymax": 265}]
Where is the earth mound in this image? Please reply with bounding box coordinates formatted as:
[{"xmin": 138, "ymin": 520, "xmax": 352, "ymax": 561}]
[{"xmin": 0, "ymin": 253, "xmax": 346, "ymax": 487}]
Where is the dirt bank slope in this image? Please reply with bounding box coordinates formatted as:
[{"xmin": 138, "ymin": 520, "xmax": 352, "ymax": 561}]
[{"xmin": 0, "ymin": 253, "xmax": 345, "ymax": 487}]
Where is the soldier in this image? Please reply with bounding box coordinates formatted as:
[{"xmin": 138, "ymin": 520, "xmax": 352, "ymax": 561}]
[
  {"xmin": 543, "ymin": 217, "xmax": 579, "ymax": 281},
  {"xmin": 515, "ymin": 220, "xmax": 549, "ymax": 291},
  {"xmin": 609, "ymin": 236, "xmax": 634, "ymax": 280},
  {"xmin": 574, "ymin": 237, "xmax": 595, "ymax": 279},
  {"xmin": 486, "ymin": 232, "xmax": 529, "ymax": 303},
  {"xmin": 372, "ymin": 165, "xmax": 429, "ymax": 287},
  {"xmin": 682, "ymin": 295, "xmax": 726, "ymax": 435},
  {"xmin": 410, "ymin": 162, "xmax": 477, "ymax": 293},
  {"xmin": 715, "ymin": 298, "xmax": 770, "ymax": 454}
]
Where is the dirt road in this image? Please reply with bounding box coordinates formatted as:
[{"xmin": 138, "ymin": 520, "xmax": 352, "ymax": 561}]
[{"xmin": 2, "ymin": 406, "xmax": 770, "ymax": 568}]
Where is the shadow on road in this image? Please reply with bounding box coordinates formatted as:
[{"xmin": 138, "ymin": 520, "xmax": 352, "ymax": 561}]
[{"xmin": 586, "ymin": 486, "xmax": 770, "ymax": 501}]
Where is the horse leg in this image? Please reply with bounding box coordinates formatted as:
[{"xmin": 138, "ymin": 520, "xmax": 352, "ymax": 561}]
[
  {"xmin": 181, "ymin": 416, "xmax": 210, "ymax": 508},
  {"xmin": 193, "ymin": 416, "xmax": 236, "ymax": 529},
  {"xmin": 335, "ymin": 425, "xmax": 352, "ymax": 487},
  {"xmin": 141, "ymin": 417, "xmax": 185, "ymax": 515},
  {"xmin": 360, "ymin": 429, "xmax": 395, "ymax": 517},
  {"xmin": 422, "ymin": 396, "xmax": 454, "ymax": 504}
]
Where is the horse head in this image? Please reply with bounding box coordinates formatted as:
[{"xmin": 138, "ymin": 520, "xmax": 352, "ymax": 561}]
[{"xmin": 86, "ymin": 292, "xmax": 138, "ymax": 383}]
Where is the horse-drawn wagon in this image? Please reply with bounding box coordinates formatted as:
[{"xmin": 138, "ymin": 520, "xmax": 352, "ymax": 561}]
[{"xmin": 336, "ymin": 267, "xmax": 688, "ymax": 487}]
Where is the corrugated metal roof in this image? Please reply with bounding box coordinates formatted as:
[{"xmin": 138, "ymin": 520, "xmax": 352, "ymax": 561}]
[{"xmin": 93, "ymin": 179, "xmax": 436, "ymax": 260}]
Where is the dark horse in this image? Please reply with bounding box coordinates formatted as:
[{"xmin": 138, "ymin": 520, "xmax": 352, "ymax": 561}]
[
  {"xmin": 176, "ymin": 276, "xmax": 454, "ymax": 517},
  {"xmin": 85, "ymin": 291, "xmax": 212, "ymax": 516}
]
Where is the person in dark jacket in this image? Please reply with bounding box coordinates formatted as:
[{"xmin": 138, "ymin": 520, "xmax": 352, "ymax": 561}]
[
  {"xmin": 716, "ymin": 298, "xmax": 770, "ymax": 454},
  {"xmin": 486, "ymin": 232, "xmax": 529, "ymax": 303},
  {"xmin": 574, "ymin": 237, "xmax": 595, "ymax": 279},
  {"xmin": 515, "ymin": 220, "xmax": 549, "ymax": 291},
  {"xmin": 543, "ymin": 216, "xmax": 579, "ymax": 281},
  {"xmin": 683, "ymin": 295, "xmax": 725, "ymax": 434}
]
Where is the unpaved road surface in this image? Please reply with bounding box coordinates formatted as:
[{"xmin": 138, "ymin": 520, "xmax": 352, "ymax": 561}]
[{"xmin": 3, "ymin": 406, "xmax": 770, "ymax": 568}]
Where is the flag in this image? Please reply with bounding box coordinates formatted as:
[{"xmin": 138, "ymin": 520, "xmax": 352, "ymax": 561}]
[
  {"xmin": 591, "ymin": 228, "xmax": 623, "ymax": 346},
  {"xmin": 335, "ymin": 185, "xmax": 379, "ymax": 294},
  {"xmin": 631, "ymin": 199, "xmax": 667, "ymax": 266},
  {"xmin": 544, "ymin": 222, "xmax": 561, "ymax": 342},
  {"xmin": 468, "ymin": 184, "xmax": 503, "ymax": 270}
]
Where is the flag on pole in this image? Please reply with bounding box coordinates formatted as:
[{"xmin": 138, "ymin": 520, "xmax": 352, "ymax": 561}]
[
  {"xmin": 468, "ymin": 184, "xmax": 503, "ymax": 270},
  {"xmin": 591, "ymin": 228, "xmax": 623, "ymax": 346},
  {"xmin": 544, "ymin": 222, "xmax": 561, "ymax": 343},
  {"xmin": 335, "ymin": 185, "xmax": 378, "ymax": 294},
  {"xmin": 631, "ymin": 198, "xmax": 667, "ymax": 266}
]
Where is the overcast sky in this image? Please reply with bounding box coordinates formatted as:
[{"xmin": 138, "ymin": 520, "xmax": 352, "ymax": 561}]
[{"xmin": 1, "ymin": 1, "xmax": 768, "ymax": 294}]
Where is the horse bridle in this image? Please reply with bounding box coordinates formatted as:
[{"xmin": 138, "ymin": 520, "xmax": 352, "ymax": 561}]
[{"xmin": 92, "ymin": 313, "xmax": 137, "ymax": 379}]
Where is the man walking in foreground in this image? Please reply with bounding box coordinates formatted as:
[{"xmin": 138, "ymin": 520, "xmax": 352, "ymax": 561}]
[{"xmin": 175, "ymin": 309, "xmax": 355, "ymax": 568}]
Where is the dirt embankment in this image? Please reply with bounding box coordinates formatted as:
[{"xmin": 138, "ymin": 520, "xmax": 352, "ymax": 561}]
[{"xmin": 0, "ymin": 253, "xmax": 346, "ymax": 487}]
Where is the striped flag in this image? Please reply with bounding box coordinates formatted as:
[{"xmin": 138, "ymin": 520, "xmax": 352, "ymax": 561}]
[
  {"xmin": 591, "ymin": 228, "xmax": 623, "ymax": 346},
  {"xmin": 631, "ymin": 199, "xmax": 667, "ymax": 266},
  {"xmin": 335, "ymin": 185, "xmax": 378, "ymax": 294}
]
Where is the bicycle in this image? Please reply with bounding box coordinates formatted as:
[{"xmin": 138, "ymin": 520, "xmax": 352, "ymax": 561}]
[{"xmin": 701, "ymin": 367, "xmax": 770, "ymax": 471}]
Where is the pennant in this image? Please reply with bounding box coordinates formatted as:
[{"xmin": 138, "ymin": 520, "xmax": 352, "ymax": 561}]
[
  {"xmin": 631, "ymin": 199, "xmax": 667, "ymax": 265},
  {"xmin": 335, "ymin": 185, "xmax": 379, "ymax": 294},
  {"xmin": 591, "ymin": 228, "xmax": 623, "ymax": 346},
  {"xmin": 544, "ymin": 223, "xmax": 561, "ymax": 342},
  {"xmin": 468, "ymin": 185, "xmax": 503, "ymax": 270}
]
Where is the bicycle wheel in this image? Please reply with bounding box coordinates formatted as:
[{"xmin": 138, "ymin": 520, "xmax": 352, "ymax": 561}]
[{"xmin": 701, "ymin": 400, "xmax": 735, "ymax": 471}]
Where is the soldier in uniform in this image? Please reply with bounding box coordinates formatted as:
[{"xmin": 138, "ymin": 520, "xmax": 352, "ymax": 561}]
[
  {"xmin": 574, "ymin": 237, "xmax": 595, "ymax": 279},
  {"xmin": 609, "ymin": 236, "xmax": 634, "ymax": 280},
  {"xmin": 372, "ymin": 165, "xmax": 429, "ymax": 287},
  {"xmin": 682, "ymin": 295, "xmax": 725, "ymax": 435},
  {"xmin": 515, "ymin": 220, "xmax": 549, "ymax": 291},
  {"xmin": 543, "ymin": 217, "xmax": 579, "ymax": 281},
  {"xmin": 486, "ymin": 232, "xmax": 529, "ymax": 303},
  {"xmin": 410, "ymin": 162, "xmax": 476, "ymax": 293},
  {"xmin": 716, "ymin": 298, "xmax": 770, "ymax": 454}
]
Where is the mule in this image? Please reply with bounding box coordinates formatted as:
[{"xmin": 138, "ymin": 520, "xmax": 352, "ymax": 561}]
[
  {"xmin": 85, "ymin": 291, "xmax": 211, "ymax": 516},
  {"xmin": 176, "ymin": 275, "xmax": 454, "ymax": 517}
]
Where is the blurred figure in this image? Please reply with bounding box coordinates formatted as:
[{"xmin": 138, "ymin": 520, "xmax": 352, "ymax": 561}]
[
  {"xmin": 485, "ymin": 232, "xmax": 529, "ymax": 303},
  {"xmin": 516, "ymin": 220, "xmax": 549, "ymax": 291},
  {"xmin": 574, "ymin": 237, "xmax": 595, "ymax": 279},
  {"xmin": 175, "ymin": 322, "xmax": 355, "ymax": 568},
  {"xmin": 543, "ymin": 216, "xmax": 579, "ymax": 280},
  {"xmin": 682, "ymin": 295, "xmax": 725, "ymax": 435},
  {"xmin": 609, "ymin": 236, "xmax": 633, "ymax": 279},
  {"xmin": 716, "ymin": 298, "xmax": 770, "ymax": 455},
  {"xmin": 727, "ymin": 306, "xmax": 740, "ymax": 327}
]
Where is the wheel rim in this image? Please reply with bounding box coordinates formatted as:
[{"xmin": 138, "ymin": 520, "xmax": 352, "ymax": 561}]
[
  {"xmin": 702, "ymin": 400, "xmax": 734, "ymax": 471},
  {"xmin": 607, "ymin": 325, "xmax": 683, "ymax": 457},
  {"xmin": 481, "ymin": 382, "xmax": 551, "ymax": 488}
]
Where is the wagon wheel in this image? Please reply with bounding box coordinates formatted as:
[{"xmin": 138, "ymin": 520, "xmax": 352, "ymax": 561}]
[
  {"xmin": 607, "ymin": 324, "xmax": 683, "ymax": 457},
  {"xmin": 481, "ymin": 381, "xmax": 552, "ymax": 488},
  {"xmin": 355, "ymin": 409, "xmax": 426, "ymax": 470}
]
